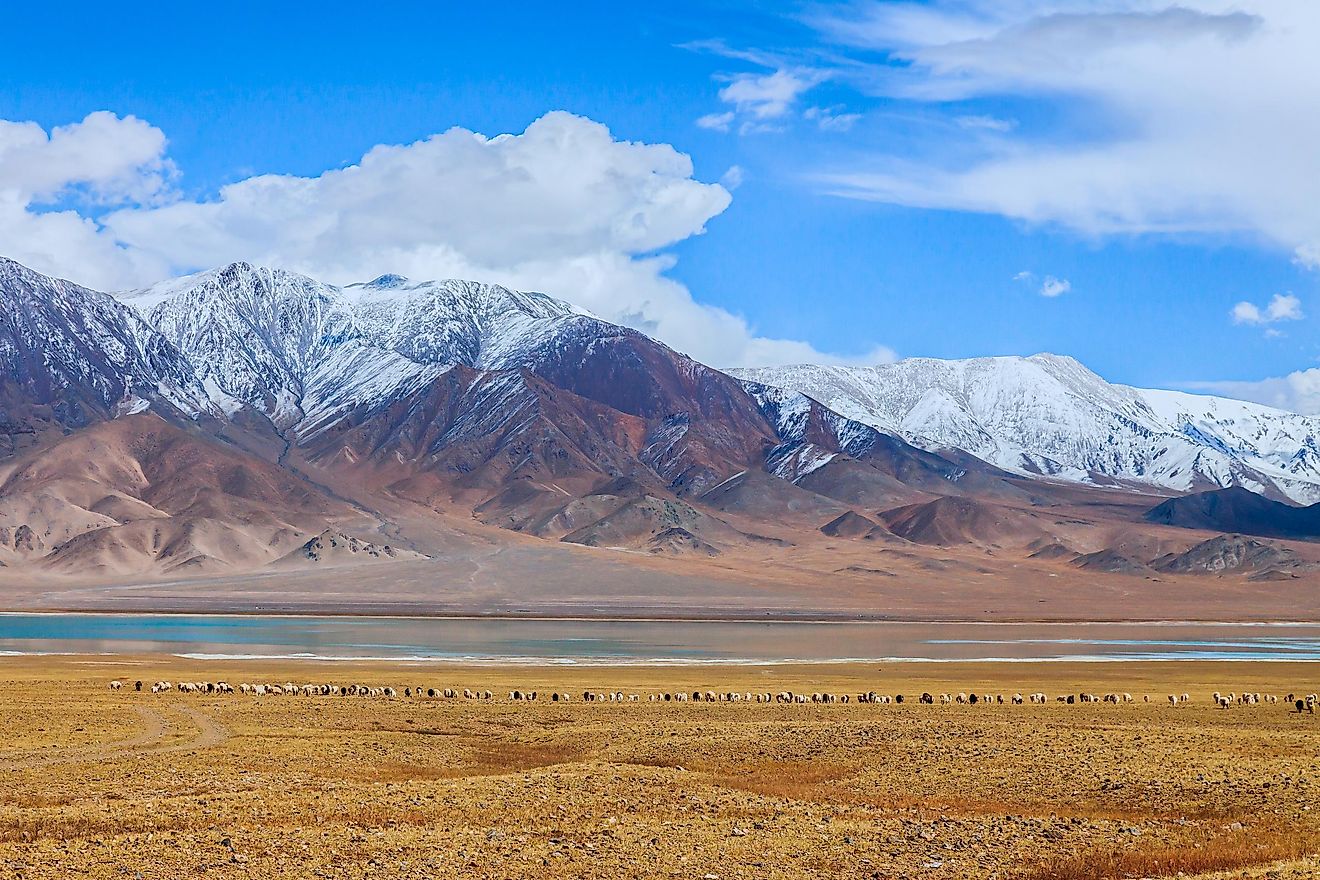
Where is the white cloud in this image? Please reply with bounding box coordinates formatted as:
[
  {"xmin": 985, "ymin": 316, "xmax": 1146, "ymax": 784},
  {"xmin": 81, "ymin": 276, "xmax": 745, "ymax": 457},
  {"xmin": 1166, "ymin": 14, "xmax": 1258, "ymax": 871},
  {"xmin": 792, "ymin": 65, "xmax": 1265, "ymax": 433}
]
[
  {"xmin": 1185, "ymin": 368, "xmax": 1320, "ymax": 415},
  {"xmin": 809, "ymin": 2, "xmax": 1320, "ymax": 267},
  {"xmin": 1039, "ymin": 275, "xmax": 1071, "ymax": 298},
  {"xmin": 691, "ymin": 46, "xmax": 831, "ymax": 135},
  {"xmin": 0, "ymin": 110, "xmax": 884, "ymax": 369},
  {"xmin": 1013, "ymin": 269, "xmax": 1069, "ymax": 297},
  {"xmin": 1231, "ymin": 293, "xmax": 1302, "ymax": 325},
  {"xmin": 954, "ymin": 114, "xmax": 1016, "ymax": 133},
  {"xmin": 1231, "ymin": 301, "xmax": 1264, "ymax": 325},
  {"xmin": 0, "ymin": 111, "xmax": 173, "ymax": 203},
  {"xmin": 1268, "ymin": 293, "xmax": 1303, "ymax": 321},
  {"xmin": 696, "ymin": 112, "xmax": 734, "ymax": 132},
  {"xmin": 718, "ymin": 69, "xmax": 822, "ymax": 120},
  {"xmin": 0, "ymin": 112, "xmax": 176, "ymax": 288},
  {"xmin": 804, "ymin": 105, "xmax": 862, "ymax": 132}
]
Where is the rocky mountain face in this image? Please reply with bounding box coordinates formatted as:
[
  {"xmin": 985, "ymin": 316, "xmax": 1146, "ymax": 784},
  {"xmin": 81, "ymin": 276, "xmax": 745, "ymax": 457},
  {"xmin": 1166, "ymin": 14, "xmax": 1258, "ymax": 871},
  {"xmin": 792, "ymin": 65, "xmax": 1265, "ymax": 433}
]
[
  {"xmin": 117, "ymin": 262, "xmax": 992, "ymax": 509},
  {"xmin": 3, "ymin": 254, "xmax": 1320, "ymax": 587},
  {"xmin": 1145, "ymin": 486, "xmax": 1320, "ymax": 541},
  {"xmin": 733, "ymin": 356, "xmax": 1320, "ymax": 504},
  {"xmin": 0, "ymin": 257, "xmax": 213, "ymax": 453}
]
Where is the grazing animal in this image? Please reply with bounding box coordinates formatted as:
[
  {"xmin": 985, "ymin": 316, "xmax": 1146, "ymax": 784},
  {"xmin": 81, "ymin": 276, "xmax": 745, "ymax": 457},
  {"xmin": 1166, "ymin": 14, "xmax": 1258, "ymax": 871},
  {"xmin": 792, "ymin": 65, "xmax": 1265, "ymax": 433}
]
[{"xmin": 109, "ymin": 680, "xmax": 123, "ymax": 691}]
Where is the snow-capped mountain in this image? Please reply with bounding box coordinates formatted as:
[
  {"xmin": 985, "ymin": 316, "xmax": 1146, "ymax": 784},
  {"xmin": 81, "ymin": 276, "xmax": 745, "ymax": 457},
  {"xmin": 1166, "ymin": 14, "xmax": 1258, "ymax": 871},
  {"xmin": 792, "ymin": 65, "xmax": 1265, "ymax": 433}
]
[
  {"xmin": 119, "ymin": 265, "xmax": 628, "ymax": 437},
  {"xmin": 344, "ymin": 275, "xmax": 592, "ymax": 369},
  {"xmin": 119, "ymin": 263, "xmax": 442, "ymax": 431},
  {"xmin": 732, "ymin": 355, "xmax": 1320, "ymax": 504},
  {"xmin": 0, "ymin": 256, "xmax": 213, "ymax": 432}
]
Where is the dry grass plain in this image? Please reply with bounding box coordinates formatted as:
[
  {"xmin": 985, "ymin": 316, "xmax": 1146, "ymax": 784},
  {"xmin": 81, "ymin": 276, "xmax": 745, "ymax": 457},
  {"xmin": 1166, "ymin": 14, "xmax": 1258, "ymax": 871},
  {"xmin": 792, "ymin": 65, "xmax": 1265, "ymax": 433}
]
[{"xmin": 2, "ymin": 656, "xmax": 1319, "ymax": 879}]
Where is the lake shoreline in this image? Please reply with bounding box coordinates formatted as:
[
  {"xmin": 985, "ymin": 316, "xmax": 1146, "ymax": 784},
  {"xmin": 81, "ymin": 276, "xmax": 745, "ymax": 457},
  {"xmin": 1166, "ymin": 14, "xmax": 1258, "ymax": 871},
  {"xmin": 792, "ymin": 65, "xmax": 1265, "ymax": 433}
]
[{"xmin": 4, "ymin": 614, "xmax": 1320, "ymax": 663}]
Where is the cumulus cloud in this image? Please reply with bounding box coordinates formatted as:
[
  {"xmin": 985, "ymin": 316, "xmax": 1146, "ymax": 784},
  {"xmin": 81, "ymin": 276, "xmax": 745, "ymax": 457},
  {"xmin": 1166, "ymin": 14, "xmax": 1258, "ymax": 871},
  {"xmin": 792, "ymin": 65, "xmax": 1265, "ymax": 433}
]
[
  {"xmin": 0, "ymin": 112, "xmax": 176, "ymax": 288},
  {"xmin": 0, "ymin": 110, "xmax": 882, "ymax": 368},
  {"xmin": 1231, "ymin": 293, "xmax": 1303, "ymax": 325},
  {"xmin": 809, "ymin": 2, "xmax": 1320, "ymax": 266},
  {"xmin": 1039, "ymin": 275, "xmax": 1071, "ymax": 298},
  {"xmin": 1184, "ymin": 369, "xmax": 1320, "ymax": 416}
]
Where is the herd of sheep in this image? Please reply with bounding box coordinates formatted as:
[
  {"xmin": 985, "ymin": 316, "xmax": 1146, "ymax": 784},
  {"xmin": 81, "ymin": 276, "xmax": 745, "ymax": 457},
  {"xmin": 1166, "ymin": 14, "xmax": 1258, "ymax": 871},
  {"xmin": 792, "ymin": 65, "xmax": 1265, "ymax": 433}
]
[{"xmin": 106, "ymin": 679, "xmax": 1319, "ymax": 712}]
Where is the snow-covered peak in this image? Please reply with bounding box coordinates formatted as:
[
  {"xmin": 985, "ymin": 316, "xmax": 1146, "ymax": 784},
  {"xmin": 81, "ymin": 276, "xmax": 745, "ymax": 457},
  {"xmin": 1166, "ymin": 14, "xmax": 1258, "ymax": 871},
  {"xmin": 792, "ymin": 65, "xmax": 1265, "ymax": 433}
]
[
  {"xmin": 119, "ymin": 263, "xmax": 435, "ymax": 429},
  {"xmin": 343, "ymin": 276, "xmax": 594, "ymax": 368},
  {"xmin": 113, "ymin": 263, "xmax": 611, "ymax": 433},
  {"xmin": 0, "ymin": 256, "xmax": 213, "ymax": 421},
  {"xmin": 733, "ymin": 355, "xmax": 1320, "ymax": 503},
  {"xmin": 359, "ymin": 273, "xmax": 409, "ymax": 290}
]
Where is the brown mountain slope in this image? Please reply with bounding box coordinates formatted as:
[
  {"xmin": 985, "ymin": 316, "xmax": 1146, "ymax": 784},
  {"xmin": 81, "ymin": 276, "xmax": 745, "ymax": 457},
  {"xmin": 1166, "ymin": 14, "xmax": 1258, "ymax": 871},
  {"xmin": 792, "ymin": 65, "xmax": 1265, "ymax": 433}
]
[
  {"xmin": 0, "ymin": 415, "xmax": 350, "ymax": 577},
  {"xmin": 820, "ymin": 511, "xmax": 880, "ymax": 539},
  {"xmin": 879, "ymin": 496, "xmax": 1052, "ymax": 548},
  {"xmin": 698, "ymin": 470, "xmax": 847, "ymax": 523}
]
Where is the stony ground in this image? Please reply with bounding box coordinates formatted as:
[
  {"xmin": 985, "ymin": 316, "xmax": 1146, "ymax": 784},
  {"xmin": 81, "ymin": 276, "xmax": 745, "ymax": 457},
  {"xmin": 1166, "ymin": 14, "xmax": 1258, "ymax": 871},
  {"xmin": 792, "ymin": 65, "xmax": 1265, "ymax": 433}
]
[{"xmin": 2, "ymin": 657, "xmax": 1319, "ymax": 879}]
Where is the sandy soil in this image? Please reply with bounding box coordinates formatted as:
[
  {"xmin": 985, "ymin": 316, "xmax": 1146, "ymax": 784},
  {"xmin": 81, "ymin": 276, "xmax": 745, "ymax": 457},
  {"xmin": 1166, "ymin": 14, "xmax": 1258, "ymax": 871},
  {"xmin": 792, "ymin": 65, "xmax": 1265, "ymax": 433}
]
[
  {"xmin": 3, "ymin": 655, "xmax": 1319, "ymax": 879},
  {"xmin": 7, "ymin": 535, "xmax": 1320, "ymax": 622}
]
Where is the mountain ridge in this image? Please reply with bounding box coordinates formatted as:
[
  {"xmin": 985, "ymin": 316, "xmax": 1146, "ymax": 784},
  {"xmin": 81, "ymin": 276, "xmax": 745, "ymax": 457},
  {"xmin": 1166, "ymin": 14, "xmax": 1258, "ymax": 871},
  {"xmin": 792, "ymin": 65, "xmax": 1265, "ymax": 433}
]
[
  {"xmin": 732, "ymin": 356, "xmax": 1320, "ymax": 504},
  {"xmin": 4, "ymin": 254, "xmax": 1320, "ymax": 599}
]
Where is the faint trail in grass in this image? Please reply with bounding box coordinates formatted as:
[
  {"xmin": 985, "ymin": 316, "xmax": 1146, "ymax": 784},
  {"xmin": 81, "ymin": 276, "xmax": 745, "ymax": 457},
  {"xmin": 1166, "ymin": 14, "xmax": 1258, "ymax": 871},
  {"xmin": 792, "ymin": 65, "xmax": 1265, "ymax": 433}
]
[
  {"xmin": 4, "ymin": 705, "xmax": 166, "ymax": 769},
  {"xmin": 4, "ymin": 702, "xmax": 229, "ymax": 770}
]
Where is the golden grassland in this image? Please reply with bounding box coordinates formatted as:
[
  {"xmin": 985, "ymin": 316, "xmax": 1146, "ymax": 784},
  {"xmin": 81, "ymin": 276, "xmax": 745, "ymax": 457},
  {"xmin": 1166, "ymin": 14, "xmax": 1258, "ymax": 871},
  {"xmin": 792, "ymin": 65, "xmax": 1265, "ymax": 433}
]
[{"xmin": 2, "ymin": 656, "xmax": 1319, "ymax": 879}]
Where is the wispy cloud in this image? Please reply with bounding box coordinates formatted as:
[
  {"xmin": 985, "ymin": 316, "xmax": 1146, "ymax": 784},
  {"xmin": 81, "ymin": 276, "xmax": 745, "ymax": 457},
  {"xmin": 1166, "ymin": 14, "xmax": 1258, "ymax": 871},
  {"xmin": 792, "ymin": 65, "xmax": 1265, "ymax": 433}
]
[
  {"xmin": 1014, "ymin": 270, "xmax": 1070, "ymax": 298},
  {"xmin": 696, "ymin": 111, "xmax": 734, "ymax": 132},
  {"xmin": 686, "ymin": 40, "xmax": 837, "ymax": 136},
  {"xmin": 804, "ymin": 105, "xmax": 862, "ymax": 132},
  {"xmin": 796, "ymin": 2, "xmax": 1320, "ymax": 271},
  {"xmin": 719, "ymin": 69, "xmax": 823, "ymax": 120},
  {"xmin": 954, "ymin": 114, "xmax": 1016, "ymax": 133}
]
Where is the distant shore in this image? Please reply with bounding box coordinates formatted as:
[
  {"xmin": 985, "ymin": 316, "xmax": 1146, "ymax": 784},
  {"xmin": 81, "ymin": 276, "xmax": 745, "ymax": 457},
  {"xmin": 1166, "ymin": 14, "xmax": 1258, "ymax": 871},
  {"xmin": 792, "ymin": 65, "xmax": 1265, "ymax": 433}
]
[{"xmin": 2, "ymin": 613, "xmax": 1318, "ymax": 664}]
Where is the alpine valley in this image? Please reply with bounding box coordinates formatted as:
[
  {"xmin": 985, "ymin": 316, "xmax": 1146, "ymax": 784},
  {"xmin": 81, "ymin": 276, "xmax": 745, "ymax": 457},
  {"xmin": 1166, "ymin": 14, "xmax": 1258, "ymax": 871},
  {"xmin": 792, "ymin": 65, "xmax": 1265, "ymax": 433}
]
[{"xmin": 3, "ymin": 255, "xmax": 1319, "ymax": 620}]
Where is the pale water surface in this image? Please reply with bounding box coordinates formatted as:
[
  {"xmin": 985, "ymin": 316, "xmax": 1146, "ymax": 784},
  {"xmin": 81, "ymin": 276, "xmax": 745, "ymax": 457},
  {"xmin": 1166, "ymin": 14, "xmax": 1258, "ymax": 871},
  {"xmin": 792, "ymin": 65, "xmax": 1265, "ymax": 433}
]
[{"xmin": 1, "ymin": 615, "xmax": 1319, "ymax": 662}]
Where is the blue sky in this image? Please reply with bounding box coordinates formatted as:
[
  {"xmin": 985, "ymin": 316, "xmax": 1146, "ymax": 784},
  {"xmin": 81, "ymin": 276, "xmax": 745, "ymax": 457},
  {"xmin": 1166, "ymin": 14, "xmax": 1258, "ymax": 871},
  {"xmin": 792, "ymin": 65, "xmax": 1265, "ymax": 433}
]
[{"xmin": 2, "ymin": 1, "xmax": 1318, "ymax": 408}]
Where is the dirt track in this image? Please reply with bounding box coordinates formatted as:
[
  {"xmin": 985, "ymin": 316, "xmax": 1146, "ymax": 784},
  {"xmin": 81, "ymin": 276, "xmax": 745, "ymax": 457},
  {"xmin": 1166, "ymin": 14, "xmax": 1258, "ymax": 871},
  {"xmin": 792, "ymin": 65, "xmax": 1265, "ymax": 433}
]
[{"xmin": 4, "ymin": 702, "xmax": 229, "ymax": 770}]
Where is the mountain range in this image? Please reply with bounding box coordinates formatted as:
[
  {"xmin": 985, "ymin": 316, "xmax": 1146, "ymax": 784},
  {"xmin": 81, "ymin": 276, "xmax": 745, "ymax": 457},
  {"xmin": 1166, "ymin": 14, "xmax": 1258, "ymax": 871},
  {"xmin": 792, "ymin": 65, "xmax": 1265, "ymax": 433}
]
[{"xmin": 3, "ymin": 254, "xmax": 1319, "ymax": 617}]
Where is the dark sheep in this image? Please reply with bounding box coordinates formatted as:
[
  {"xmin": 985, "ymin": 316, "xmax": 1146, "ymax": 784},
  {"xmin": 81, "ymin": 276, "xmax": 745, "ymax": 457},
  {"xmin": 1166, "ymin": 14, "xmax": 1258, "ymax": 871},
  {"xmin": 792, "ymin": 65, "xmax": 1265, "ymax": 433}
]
[
  {"xmin": 895, "ymin": 694, "xmax": 904, "ymax": 704},
  {"xmin": 1066, "ymin": 695, "xmax": 1075, "ymax": 705},
  {"xmin": 969, "ymin": 693, "xmax": 979, "ymax": 705},
  {"xmin": 135, "ymin": 680, "xmax": 143, "ymax": 692}
]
